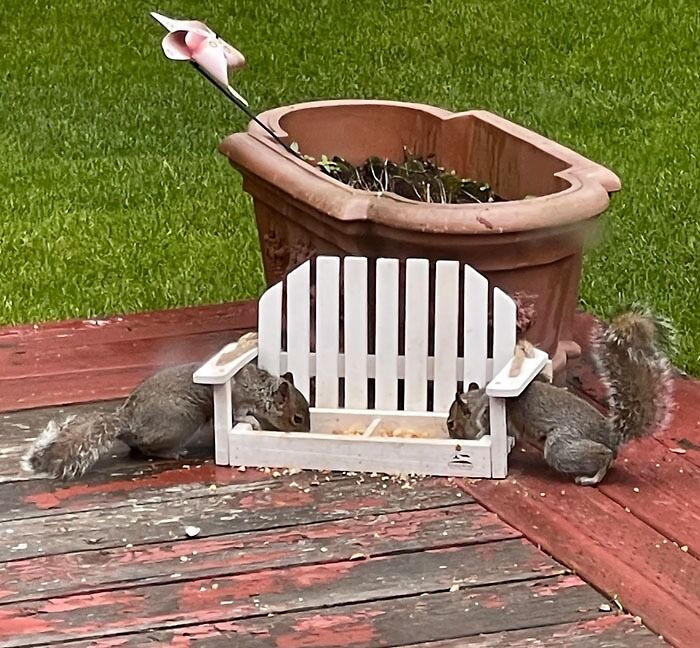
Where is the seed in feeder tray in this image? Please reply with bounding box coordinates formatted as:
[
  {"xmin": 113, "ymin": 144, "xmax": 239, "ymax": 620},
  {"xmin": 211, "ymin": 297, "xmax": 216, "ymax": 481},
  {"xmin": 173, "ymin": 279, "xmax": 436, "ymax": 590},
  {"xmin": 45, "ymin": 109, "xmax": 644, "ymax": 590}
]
[
  {"xmin": 238, "ymin": 465, "xmax": 247, "ymax": 472},
  {"xmin": 449, "ymin": 584, "xmax": 460, "ymax": 592},
  {"xmin": 185, "ymin": 526, "xmax": 201, "ymax": 538}
]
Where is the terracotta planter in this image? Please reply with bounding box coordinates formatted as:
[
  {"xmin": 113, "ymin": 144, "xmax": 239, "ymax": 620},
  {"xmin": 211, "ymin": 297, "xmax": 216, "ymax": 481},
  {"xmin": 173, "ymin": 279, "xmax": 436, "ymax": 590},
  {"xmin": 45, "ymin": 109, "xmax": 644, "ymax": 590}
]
[{"xmin": 219, "ymin": 100, "xmax": 621, "ymax": 376}]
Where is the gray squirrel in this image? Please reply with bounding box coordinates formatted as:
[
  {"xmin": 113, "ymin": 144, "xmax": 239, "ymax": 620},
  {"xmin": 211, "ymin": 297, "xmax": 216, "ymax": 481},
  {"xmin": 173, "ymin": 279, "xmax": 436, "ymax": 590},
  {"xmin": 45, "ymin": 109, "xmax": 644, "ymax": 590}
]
[
  {"xmin": 22, "ymin": 361, "xmax": 311, "ymax": 480},
  {"xmin": 446, "ymin": 307, "xmax": 675, "ymax": 485}
]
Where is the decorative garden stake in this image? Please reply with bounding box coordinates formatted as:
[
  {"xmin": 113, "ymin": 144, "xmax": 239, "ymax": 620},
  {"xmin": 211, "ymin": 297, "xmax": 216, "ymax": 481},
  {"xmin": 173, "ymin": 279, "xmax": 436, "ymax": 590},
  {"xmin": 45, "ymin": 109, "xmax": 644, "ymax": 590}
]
[{"xmin": 150, "ymin": 11, "xmax": 300, "ymax": 157}]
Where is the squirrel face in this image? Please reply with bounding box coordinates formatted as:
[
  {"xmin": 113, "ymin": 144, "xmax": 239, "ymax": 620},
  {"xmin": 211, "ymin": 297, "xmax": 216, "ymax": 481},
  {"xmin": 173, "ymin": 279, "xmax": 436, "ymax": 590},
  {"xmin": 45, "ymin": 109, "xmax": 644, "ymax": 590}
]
[
  {"xmin": 446, "ymin": 390, "xmax": 488, "ymax": 440},
  {"xmin": 272, "ymin": 372, "xmax": 311, "ymax": 432}
]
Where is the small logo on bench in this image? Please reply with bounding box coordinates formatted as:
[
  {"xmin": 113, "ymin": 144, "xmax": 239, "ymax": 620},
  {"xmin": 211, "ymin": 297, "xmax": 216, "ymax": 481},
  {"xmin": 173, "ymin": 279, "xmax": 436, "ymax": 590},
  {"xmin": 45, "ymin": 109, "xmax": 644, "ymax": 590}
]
[{"xmin": 450, "ymin": 444, "xmax": 472, "ymax": 466}]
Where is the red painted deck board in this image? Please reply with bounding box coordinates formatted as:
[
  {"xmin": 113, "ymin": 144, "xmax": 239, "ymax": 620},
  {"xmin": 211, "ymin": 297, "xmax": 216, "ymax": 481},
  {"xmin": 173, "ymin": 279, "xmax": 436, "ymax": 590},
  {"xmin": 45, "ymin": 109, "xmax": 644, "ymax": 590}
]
[
  {"xmin": 58, "ymin": 616, "xmax": 665, "ymax": 648},
  {"xmin": 0, "ymin": 301, "xmax": 257, "ymax": 347},
  {"xmin": 51, "ymin": 580, "xmax": 616, "ymax": 648},
  {"xmin": 0, "ymin": 504, "xmax": 519, "ymax": 605},
  {"xmin": 459, "ymin": 449, "xmax": 700, "ymax": 647},
  {"xmin": 455, "ymin": 314, "xmax": 700, "ymax": 647},
  {"xmin": 0, "ymin": 301, "xmax": 256, "ymax": 412},
  {"xmin": 0, "ymin": 302, "xmax": 695, "ymax": 647}
]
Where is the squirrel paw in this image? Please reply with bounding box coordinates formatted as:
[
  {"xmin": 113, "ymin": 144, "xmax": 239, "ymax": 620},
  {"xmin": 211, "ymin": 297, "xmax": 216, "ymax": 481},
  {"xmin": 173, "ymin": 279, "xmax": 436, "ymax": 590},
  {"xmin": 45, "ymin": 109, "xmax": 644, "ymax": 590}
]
[
  {"xmin": 575, "ymin": 470, "xmax": 607, "ymax": 487},
  {"xmin": 235, "ymin": 414, "xmax": 262, "ymax": 430}
]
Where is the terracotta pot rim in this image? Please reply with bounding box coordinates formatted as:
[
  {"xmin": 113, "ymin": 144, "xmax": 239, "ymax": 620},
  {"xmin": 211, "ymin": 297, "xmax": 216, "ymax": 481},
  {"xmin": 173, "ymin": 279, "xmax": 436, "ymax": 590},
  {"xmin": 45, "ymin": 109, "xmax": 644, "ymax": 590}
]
[{"xmin": 219, "ymin": 99, "xmax": 621, "ymax": 235}]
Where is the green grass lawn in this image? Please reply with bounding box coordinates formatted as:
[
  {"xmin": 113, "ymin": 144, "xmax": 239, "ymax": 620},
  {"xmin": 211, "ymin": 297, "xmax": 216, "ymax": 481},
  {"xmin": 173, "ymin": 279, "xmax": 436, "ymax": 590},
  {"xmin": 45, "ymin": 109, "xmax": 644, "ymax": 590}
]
[{"xmin": 1, "ymin": 1, "xmax": 698, "ymax": 373}]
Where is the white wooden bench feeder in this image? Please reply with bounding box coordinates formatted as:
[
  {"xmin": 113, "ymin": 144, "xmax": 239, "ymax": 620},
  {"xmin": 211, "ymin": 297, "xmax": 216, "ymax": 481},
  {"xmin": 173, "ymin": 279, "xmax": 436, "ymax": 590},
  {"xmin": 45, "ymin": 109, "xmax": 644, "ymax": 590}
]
[{"xmin": 194, "ymin": 256, "xmax": 549, "ymax": 478}]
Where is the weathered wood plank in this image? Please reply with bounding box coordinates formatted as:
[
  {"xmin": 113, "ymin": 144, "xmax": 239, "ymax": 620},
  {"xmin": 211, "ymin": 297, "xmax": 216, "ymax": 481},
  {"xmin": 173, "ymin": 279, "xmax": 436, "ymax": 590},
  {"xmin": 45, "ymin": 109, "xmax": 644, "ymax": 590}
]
[
  {"xmin": 460, "ymin": 448, "xmax": 700, "ymax": 648},
  {"xmin": 51, "ymin": 575, "xmax": 608, "ymax": 648},
  {"xmin": 0, "ymin": 301, "xmax": 257, "ymax": 350},
  {"xmin": 0, "ymin": 475, "xmax": 470, "ymax": 561},
  {"xmin": 0, "ymin": 302, "xmax": 256, "ymax": 411},
  {"xmin": 0, "ymin": 330, "xmax": 245, "ymax": 382},
  {"xmin": 0, "ymin": 548, "xmax": 573, "ymax": 647},
  {"xmin": 658, "ymin": 376, "xmax": 700, "ymax": 469},
  {"xmin": 599, "ymin": 438, "xmax": 700, "ymax": 557},
  {"xmin": 0, "ymin": 303, "xmax": 257, "ymax": 413},
  {"xmin": 0, "ymin": 461, "xmax": 279, "ymax": 522},
  {"xmin": 1, "ymin": 365, "xmax": 195, "ymax": 414},
  {"xmin": 394, "ymin": 616, "xmax": 666, "ymax": 647},
  {"xmin": 0, "ymin": 504, "xmax": 519, "ymax": 605}
]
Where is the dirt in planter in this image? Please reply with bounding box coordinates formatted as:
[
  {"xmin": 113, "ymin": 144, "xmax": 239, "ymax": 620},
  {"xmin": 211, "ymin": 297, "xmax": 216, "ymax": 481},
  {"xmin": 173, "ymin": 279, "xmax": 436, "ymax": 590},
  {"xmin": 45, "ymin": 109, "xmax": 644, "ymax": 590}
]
[{"xmin": 296, "ymin": 147, "xmax": 502, "ymax": 204}]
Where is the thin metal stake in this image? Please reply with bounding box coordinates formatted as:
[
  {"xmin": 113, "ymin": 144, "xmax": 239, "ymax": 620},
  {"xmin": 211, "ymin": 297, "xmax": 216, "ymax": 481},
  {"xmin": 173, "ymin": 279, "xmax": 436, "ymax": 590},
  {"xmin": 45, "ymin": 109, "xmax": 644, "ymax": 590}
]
[{"xmin": 190, "ymin": 61, "xmax": 302, "ymax": 159}]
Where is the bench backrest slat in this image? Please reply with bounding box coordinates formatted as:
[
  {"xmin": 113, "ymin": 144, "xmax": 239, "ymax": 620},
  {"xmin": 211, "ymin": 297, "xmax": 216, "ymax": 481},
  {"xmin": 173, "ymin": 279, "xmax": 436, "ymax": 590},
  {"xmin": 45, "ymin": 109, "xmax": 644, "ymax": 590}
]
[
  {"xmin": 257, "ymin": 256, "xmax": 516, "ymax": 413},
  {"xmin": 314, "ymin": 256, "xmax": 341, "ymax": 408}
]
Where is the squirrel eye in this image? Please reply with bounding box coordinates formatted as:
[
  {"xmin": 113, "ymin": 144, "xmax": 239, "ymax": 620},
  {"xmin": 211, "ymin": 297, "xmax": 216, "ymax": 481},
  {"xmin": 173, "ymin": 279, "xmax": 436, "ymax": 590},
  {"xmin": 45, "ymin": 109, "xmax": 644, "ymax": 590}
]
[{"xmin": 292, "ymin": 414, "xmax": 304, "ymax": 425}]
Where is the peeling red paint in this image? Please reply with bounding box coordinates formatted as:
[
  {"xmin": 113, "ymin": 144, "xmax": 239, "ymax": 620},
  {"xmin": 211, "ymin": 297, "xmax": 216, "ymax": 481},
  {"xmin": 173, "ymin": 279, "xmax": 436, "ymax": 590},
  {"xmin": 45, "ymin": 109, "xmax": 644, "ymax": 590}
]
[
  {"xmin": 238, "ymin": 488, "xmax": 315, "ymax": 509},
  {"xmin": 23, "ymin": 463, "xmax": 262, "ymax": 510},
  {"xmin": 531, "ymin": 574, "xmax": 582, "ymax": 596},
  {"xmin": 38, "ymin": 589, "xmax": 146, "ymax": 614},
  {"xmin": 0, "ymin": 609, "xmax": 54, "ymax": 636},
  {"xmin": 0, "ymin": 504, "xmax": 493, "ymax": 606},
  {"xmin": 288, "ymin": 562, "xmax": 356, "ymax": 589},
  {"xmin": 480, "ymin": 593, "xmax": 505, "ymax": 609},
  {"xmin": 78, "ymin": 638, "xmax": 131, "ymax": 647},
  {"xmin": 275, "ymin": 612, "xmax": 382, "ymax": 648},
  {"xmin": 573, "ymin": 614, "xmax": 626, "ymax": 633},
  {"xmin": 315, "ymin": 496, "xmax": 385, "ymax": 513}
]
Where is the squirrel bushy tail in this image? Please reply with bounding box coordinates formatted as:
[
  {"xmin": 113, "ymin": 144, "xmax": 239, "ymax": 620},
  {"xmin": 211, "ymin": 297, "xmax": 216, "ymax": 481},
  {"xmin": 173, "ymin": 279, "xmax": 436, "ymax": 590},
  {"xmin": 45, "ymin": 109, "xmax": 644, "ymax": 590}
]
[
  {"xmin": 21, "ymin": 410, "xmax": 126, "ymax": 479},
  {"xmin": 593, "ymin": 304, "xmax": 675, "ymax": 448}
]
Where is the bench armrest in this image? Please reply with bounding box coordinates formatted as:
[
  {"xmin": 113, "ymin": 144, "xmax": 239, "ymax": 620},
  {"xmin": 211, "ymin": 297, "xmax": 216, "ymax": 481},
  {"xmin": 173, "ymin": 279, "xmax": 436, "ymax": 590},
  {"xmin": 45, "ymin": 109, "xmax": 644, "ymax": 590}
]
[
  {"xmin": 193, "ymin": 333, "xmax": 259, "ymax": 385},
  {"xmin": 485, "ymin": 347, "xmax": 550, "ymax": 398}
]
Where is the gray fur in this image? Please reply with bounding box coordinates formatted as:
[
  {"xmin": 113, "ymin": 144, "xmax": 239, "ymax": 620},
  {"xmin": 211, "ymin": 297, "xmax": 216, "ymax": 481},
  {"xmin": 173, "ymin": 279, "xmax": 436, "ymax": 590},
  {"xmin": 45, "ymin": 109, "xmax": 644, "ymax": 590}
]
[
  {"xmin": 447, "ymin": 307, "xmax": 674, "ymax": 486},
  {"xmin": 21, "ymin": 362, "xmax": 310, "ymax": 480}
]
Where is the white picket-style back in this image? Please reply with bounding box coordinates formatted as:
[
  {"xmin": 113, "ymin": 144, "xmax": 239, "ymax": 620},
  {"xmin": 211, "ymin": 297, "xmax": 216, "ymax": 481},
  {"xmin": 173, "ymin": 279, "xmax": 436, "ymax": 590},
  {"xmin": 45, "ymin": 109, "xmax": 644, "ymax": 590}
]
[{"xmin": 257, "ymin": 256, "xmax": 517, "ymax": 413}]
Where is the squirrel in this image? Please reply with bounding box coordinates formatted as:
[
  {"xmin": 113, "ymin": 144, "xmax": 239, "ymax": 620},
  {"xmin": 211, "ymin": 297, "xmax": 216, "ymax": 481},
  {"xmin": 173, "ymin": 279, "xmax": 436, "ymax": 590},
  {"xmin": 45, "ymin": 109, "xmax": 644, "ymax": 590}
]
[
  {"xmin": 22, "ymin": 360, "xmax": 311, "ymax": 480},
  {"xmin": 446, "ymin": 306, "xmax": 675, "ymax": 485}
]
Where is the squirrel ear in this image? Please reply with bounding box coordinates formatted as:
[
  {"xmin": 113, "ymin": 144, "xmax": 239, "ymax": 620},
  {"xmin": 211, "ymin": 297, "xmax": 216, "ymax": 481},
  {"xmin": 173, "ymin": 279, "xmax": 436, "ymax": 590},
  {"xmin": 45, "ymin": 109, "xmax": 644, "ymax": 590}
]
[
  {"xmin": 281, "ymin": 371, "xmax": 295, "ymax": 386},
  {"xmin": 455, "ymin": 392, "xmax": 471, "ymax": 412},
  {"xmin": 275, "ymin": 380, "xmax": 290, "ymax": 403}
]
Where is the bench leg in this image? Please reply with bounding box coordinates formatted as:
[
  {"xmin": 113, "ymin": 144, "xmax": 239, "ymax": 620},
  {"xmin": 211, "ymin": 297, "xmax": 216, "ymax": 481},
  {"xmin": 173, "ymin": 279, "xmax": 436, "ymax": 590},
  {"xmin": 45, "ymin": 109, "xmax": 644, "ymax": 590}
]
[
  {"xmin": 212, "ymin": 383, "xmax": 232, "ymax": 466},
  {"xmin": 489, "ymin": 397, "xmax": 508, "ymax": 478}
]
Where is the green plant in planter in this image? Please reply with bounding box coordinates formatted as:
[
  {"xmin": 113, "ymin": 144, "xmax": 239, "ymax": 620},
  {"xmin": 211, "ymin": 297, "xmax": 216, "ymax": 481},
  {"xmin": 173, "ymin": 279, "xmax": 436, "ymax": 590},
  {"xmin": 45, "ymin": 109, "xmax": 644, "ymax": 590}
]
[{"xmin": 307, "ymin": 150, "xmax": 497, "ymax": 204}]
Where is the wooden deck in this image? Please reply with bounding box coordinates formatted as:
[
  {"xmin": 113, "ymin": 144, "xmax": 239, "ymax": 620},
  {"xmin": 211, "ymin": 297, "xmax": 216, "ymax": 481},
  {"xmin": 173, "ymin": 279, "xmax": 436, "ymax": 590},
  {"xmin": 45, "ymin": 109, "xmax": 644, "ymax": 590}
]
[{"xmin": 0, "ymin": 302, "xmax": 697, "ymax": 646}]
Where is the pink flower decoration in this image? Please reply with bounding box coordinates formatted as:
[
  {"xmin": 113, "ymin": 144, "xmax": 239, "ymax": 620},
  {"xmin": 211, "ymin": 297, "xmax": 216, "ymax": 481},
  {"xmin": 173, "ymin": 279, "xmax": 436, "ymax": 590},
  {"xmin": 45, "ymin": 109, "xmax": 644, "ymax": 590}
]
[{"xmin": 151, "ymin": 12, "xmax": 248, "ymax": 105}]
